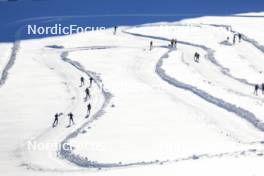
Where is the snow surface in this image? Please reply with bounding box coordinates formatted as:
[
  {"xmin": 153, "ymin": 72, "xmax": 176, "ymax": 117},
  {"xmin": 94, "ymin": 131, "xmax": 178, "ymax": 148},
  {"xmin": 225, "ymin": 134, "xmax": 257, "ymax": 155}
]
[{"xmin": 0, "ymin": 13, "xmax": 264, "ymax": 176}]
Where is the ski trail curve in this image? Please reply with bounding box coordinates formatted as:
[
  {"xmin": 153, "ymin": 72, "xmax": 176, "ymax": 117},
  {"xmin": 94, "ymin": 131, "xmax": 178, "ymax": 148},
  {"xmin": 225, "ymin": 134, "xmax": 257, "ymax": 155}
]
[
  {"xmin": 58, "ymin": 48, "xmax": 114, "ymax": 167},
  {"xmin": 123, "ymin": 28, "xmax": 254, "ymax": 86},
  {"xmin": 54, "ymin": 46, "xmax": 264, "ymax": 169},
  {"xmin": 0, "ymin": 41, "xmax": 20, "ymax": 87},
  {"xmin": 10, "ymin": 22, "xmax": 264, "ymax": 171},
  {"xmin": 156, "ymin": 49, "xmax": 264, "ymax": 131},
  {"xmin": 55, "ymin": 23, "xmax": 264, "ymax": 168},
  {"xmin": 15, "ymin": 46, "xmax": 112, "ymax": 172},
  {"xmin": 15, "ymin": 45, "xmax": 264, "ymax": 171},
  {"xmin": 122, "ymin": 27, "xmax": 264, "ymax": 132},
  {"xmin": 204, "ymin": 23, "xmax": 264, "ymax": 54}
]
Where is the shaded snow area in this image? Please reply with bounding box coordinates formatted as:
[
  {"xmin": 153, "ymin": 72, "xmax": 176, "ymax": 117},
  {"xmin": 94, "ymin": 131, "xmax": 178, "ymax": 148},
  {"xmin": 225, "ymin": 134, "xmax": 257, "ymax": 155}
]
[{"xmin": 0, "ymin": 13, "xmax": 264, "ymax": 176}]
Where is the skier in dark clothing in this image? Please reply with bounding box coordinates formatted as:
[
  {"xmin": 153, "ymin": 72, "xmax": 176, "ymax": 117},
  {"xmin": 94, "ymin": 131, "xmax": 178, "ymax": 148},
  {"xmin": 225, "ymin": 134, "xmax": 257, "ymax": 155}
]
[
  {"xmin": 68, "ymin": 112, "xmax": 75, "ymax": 126},
  {"xmin": 84, "ymin": 87, "xmax": 90, "ymax": 101},
  {"xmin": 233, "ymin": 35, "xmax": 236, "ymax": 45},
  {"xmin": 80, "ymin": 77, "xmax": 85, "ymax": 87},
  {"xmin": 86, "ymin": 103, "xmax": 92, "ymax": 118},
  {"xmin": 238, "ymin": 33, "xmax": 242, "ymax": 43},
  {"xmin": 150, "ymin": 41, "xmax": 153, "ymax": 51},
  {"xmin": 254, "ymin": 84, "xmax": 259, "ymax": 95},
  {"xmin": 262, "ymin": 83, "xmax": 264, "ymax": 94},
  {"xmin": 53, "ymin": 113, "xmax": 62, "ymax": 127},
  {"xmin": 89, "ymin": 77, "xmax": 93, "ymax": 88},
  {"xmin": 114, "ymin": 26, "xmax": 117, "ymax": 35},
  {"xmin": 171, "ymin": 39, "xmax": 174, "ymax": 48},
  {"xmin": 194, "ymin": 52, "xmax": 200, "ymax": 62}
]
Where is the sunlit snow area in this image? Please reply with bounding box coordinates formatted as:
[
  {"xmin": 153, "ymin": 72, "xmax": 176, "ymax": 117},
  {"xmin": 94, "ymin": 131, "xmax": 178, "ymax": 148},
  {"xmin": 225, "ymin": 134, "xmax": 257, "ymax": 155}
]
[{"xmin": 0, "ymin": 13, "xmax": 264, "ymax": 176}]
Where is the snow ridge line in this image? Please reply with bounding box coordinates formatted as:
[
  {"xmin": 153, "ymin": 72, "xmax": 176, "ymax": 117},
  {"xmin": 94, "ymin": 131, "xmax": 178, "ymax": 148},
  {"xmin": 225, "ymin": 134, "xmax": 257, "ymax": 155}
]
[
  {"xmin": 56, "ymin": 48, "xmax": 185, "ymax": 168},
  {"xmin": 14, "ymin": 47, "xmax": 113, "ymax": 173},
  {"xmin": 58, "ymin": 49, "xmax": 114, "ymax": 167},
  {"xmin": 23, "ymin": 146, "xmax": 264, "ymax": 171},
  {"xmin": 5, "ymin": 22, "xmax": 263, "ymax": 171},
  {"xmin": 156, "ymin": 48, "xmax": 264, "ymax": 131},
  {"xmin": 123, "ymin": 26, "xmax": 264, "ymax": 131},
  {"xmin": 205, "ymin": 23, "xmax": 264, "ymax": 55},
  {"xmin": 54, "ymin": 147, "xmax": 264, "ymax": 169},
  {"xmin": 58, "ymin": 47, "xmax": 264, "ymax": 169},
  {"xmin": 0, "ymin": 41, "xmax": 20, "ymax": 87},
  {"xmin": 123, "ymin": 27, "xmax": 254, "ymax": 86}
]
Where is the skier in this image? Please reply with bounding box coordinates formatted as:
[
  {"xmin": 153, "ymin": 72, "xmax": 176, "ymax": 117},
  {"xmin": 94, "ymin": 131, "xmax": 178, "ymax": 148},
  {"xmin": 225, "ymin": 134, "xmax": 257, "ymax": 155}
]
[
  {"xmin": 89, "ymin": 76, "xmax": 93, "ymax": 88},
  {"xmin": 238, "ymin": 33, "xmax": 242, "ymax": 43},
  {"xmin": 84, "ymin": 87, "xmax": 90, "ymax": 101},
  {"xmin": 194, "ymin": 52, "xmax": 200, "ymax": 62},
  {"xmin": 86, "ymin": 103, "xmax": 92, "ymax": 118},
  {"xmin": 53, "ymin": 113, "xmax": 62, "ymax": 127},
  {"xmin": 68, "ymin": 112, "xmax": 75, "ymax": 126},
  {"xmin": 53, "ymin": 113, "xmax": 59, "ymax": 127},
  {"xmin": 150, "ymin": 41, "xmax": 153, "ymax": 51},
  {"xmin": 262, "ymin": 83, "xmax": 264, "ymax": 94},
  {"xmin": 114, "ymin": 26, "xmax": 117, "ymax": 35},
  {"xmin": 254, "ymin": 84, "xmax": 259, "ymax": 95},
  {"xmin": 170, "ymin": 39, "xmax": 174, "ymax": 48},
  {"xmin": 233, "ymin": 34, "xmax": 236, "ymax": 45},
  {"xmin": 80, "ymin": 77, "xmax": 85, "ymax": 87}
]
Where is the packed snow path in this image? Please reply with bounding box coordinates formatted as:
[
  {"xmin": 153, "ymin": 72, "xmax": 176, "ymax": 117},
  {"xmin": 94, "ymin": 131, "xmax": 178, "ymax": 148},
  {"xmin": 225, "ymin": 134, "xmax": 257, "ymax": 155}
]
[
  {"xmin": 59, "ymin": 45, "xmax": 264, "ymax": 168},
  {"xmin": 123, "ymin": 24, "xmax": 264, "ymax": 131},
  {"xmin": 0, "ymin": 41, "xmax": 20, "ymax": 87},
  {"xmin": 14, "ymin": 46, "xmax": 112, "ymax": 171},
  {"xmin": 15, "ymin": 24, "xmax": 264, "ymax": 169},
  {"xmin": 57, "ymin": 23, "xmax": 264, "ymax": 168}
]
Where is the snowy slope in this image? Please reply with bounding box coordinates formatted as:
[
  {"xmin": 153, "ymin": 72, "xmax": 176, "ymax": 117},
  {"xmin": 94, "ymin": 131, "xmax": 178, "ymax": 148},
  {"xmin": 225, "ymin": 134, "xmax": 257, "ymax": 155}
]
[
  {"xmin": 182, "ymin": 15, "xmax": 264, "ymax": 45},
  {"xmin": 0, "ymin": 13, "xmax": 264, "ymax": 176},
  {"xmin": 0, "ymin": 43, "xmax": 13, "ymax": 85}
]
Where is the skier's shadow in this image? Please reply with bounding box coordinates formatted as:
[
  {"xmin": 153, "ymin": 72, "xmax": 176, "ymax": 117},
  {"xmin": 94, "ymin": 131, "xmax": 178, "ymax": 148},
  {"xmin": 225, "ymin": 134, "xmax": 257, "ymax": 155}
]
[
  {"xmin": 220, "ymin": 40, "xmax": 232, "ymax": 46},
  {"xmin": 84, "ymin": 96, "xmax": 90, "ymax": 102}
]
